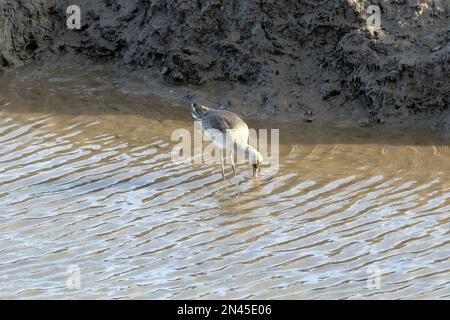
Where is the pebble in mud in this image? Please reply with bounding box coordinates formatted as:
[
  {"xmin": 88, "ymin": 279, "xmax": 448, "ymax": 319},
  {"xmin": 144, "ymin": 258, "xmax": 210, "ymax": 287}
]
[
  {"xmin": 319, "ymin": 82, "xmax": 341, "ymax": 100},
  {"xmin": 357, "ymin": 117, "xmax": 371, "ymax": 128}
]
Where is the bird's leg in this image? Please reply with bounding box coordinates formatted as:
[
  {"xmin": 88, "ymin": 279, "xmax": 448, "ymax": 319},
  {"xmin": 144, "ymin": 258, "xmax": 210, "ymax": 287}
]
[
  {"xmin": 229, "ymin": 152, "xmax": 236, "ymax": 176},
  {"xmin": 220, "ymin": 158, "xmax": 226, "ymax": 180}
]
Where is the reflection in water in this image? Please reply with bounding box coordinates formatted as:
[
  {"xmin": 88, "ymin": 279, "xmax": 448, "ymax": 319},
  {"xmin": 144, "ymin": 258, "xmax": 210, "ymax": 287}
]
[{"xmin": 0, "ymin": 66, "xmax": 449, "ymax": 299}]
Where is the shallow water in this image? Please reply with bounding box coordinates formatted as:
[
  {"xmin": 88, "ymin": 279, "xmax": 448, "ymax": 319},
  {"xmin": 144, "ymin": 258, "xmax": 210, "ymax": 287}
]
[{"xmin": 0, "ymin": 66, "xmax": 449, "ymax": 299}]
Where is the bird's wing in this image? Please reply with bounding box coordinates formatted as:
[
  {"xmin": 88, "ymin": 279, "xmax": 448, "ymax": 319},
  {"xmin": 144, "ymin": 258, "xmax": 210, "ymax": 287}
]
[
  {"xmin": 202, "ymin": 111, "xmax": 232, "ymax": 131},
  {"xmin": 210, "ymin": 110, "xmax": 247, "ymax": 129},
  {"xmin": 202, "ymin": 110, "xmax": 250, "ymax": 146}
]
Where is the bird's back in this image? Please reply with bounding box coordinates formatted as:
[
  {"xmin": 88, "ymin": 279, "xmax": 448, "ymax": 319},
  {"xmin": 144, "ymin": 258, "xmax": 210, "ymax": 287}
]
[
  {"xmin": 203, "ymin": 110, "xmax": 247, "ymax": 131},
  {"xmin": 191, "ymin": 103, "xmax": 249, "ymax": 146}
]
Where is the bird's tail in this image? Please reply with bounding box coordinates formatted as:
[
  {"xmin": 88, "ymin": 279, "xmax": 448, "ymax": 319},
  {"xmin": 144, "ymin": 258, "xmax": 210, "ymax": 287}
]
[{"xmin": 190, "ymin": 102, "xmax": 209, "ymax": 120}]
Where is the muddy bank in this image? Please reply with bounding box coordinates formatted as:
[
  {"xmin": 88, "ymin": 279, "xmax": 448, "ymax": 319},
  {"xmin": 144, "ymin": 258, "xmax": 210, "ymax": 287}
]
[{"xmin": 0, "ymin": 0, "xmax": 449, "ymax": 131}]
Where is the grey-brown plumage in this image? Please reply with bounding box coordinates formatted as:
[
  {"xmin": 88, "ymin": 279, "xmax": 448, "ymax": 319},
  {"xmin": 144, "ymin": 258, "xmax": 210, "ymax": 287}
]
[
  {"xmin": 191, "ymin": 103, "xmax": 247, "ymax": 133},
  {"xmin": 190, "ymin": 102, "xmax": 263, "ymax": 178}
]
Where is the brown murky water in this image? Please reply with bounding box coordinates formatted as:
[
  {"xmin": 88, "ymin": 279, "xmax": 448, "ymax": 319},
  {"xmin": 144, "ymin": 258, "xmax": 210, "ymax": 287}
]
[{"xmin": 0, "ymin": 65, "xmax": 449, "ymax": 299}]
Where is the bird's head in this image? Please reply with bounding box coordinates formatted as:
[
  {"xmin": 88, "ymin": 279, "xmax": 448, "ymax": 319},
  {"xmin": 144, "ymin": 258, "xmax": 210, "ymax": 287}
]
[
  {"xmin": 252, "ymin": 161, "xmax": 262, "ymax": 176},
  {"xmin": 248, "ymin": 146, "xmax": 263, "ymax": 176}
]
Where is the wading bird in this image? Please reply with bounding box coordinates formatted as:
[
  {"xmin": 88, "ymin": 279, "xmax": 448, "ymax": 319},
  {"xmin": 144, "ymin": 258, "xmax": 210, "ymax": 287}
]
[{"xmin": 191, "ymin": 102, "xmax": 263, "ymax": 179}]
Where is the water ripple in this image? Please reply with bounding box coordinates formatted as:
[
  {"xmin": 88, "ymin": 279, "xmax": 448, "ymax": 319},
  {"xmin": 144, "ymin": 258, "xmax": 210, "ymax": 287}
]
[{"xmin": 0, "ymin": 75, "xmax": 449, "ymax": 299}]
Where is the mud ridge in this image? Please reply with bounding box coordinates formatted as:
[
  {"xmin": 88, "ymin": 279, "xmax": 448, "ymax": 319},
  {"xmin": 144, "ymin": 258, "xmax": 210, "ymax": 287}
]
[{"xmin": 0, "ymin": 0, "xmax": 449, "ymax": 131}]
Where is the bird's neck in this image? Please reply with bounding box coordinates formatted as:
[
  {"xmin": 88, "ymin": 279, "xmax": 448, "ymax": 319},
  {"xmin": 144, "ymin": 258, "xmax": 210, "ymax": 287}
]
[
  {"xmin": 236, "ymin": 142, "xmax": 250, "ymax": 154},
  {"xmin": 236, "ymin": 144, "xmax": 260, "ymax": 164}
]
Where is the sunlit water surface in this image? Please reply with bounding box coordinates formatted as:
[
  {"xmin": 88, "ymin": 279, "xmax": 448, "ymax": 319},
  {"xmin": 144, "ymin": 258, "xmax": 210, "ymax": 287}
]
[{"xmin": 0, "ymin": 66, "xmax": 449, "ymax": 299}]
